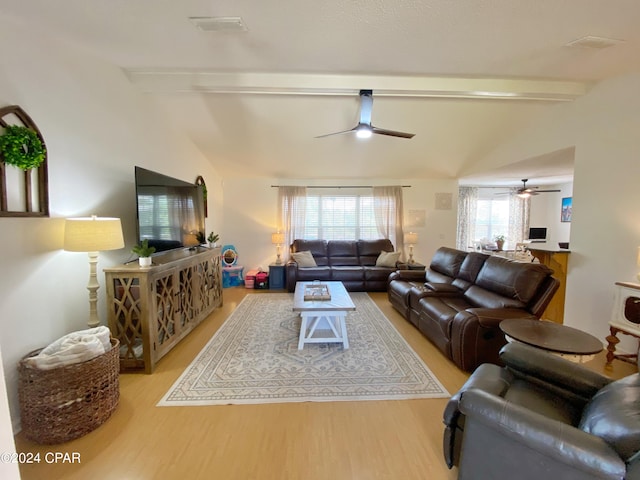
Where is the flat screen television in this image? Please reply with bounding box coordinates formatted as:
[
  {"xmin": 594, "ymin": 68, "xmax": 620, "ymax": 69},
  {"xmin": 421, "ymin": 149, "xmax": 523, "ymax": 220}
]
[
  {"xmin": 134, "ymin": 166, "xmax": 205, "ymax": 253},
  {"xmin": 528, "ymin": 227, "xmax": 547, "ymax": 241}
]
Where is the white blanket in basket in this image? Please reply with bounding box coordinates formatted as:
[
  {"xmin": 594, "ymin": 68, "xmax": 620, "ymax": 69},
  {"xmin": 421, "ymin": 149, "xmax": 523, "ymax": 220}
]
[{"xmin": 24, "ymin": 326, "xmax": 112, "ymax": 370}]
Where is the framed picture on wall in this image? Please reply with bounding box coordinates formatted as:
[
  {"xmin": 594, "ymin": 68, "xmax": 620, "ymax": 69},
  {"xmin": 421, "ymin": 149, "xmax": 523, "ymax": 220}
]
[{"xmin": 561, "ymin": 197, "xmax": 572, "ymax": 222}]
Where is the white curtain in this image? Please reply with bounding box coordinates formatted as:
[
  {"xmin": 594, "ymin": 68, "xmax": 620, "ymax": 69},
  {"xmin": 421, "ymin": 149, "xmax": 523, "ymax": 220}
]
[
  {"xmin": 456, "ymin": 186, "xmax": 478, "ymax": 250},
  {"xmin": 508, "ymin": 188, "xmax": 530, "ymax": 244},
  {"xmin": 372, "ymin": 186, "xmax": 404, "ymax": 252},
  {"xmin": 278, "ymin": 186, "xmax": 307, "ymax": 258}
]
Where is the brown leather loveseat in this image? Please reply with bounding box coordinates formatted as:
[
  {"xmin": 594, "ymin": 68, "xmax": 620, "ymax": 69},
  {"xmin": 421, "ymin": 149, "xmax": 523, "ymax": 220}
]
[
  {"xmin": 286, "ymin": 239, "xmax": 400, "ymax": 292},
  {"xmin": 387, "ymin": 247, "xmax": 559, "ymax": 371}
]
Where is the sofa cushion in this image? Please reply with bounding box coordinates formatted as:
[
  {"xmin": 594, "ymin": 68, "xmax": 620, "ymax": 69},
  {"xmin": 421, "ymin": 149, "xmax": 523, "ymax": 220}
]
[
  {"xmin": 425, "ymin": 269, "xmax": 456, "ymax": 284},
  {"xmin": 463, "ymin": 285, "xmax": 526, "ymax": 310},
  {"xmin": 291, "ymin": 239, "xmax": 329, "ymax": 266},
  {"xmin": 579, "ymin": 374, "xmax": 640, "ymax": 462},
  {"xmin": 504, "ymin": 379, "xmax": 581, "ymax": 426},
  {"xmin": 291, "ymin": 250, "xmax": 317, "ymax": 267},
  {"xmin": 358, "ymin": 239, "xmax": 394, "ymax": 266},
  {"xmin": 430, "ymin": 247, "xmax": 467, "ymax": 278},
  {"xmin": 295, "ymin": 266, "xmax": 331, "ymax": 281},
  {"xmin": 419, "ymin": 296, "xmax": 473, "ymax": 339},
  {"xmin": 331, "ymin": 266, "xmax": 364, "ymax": 282},
  {"xmin": 376, "ymin": 250, "xmax": 401, "ymax": 267},
  {"xmin": 474, "ymin": 256, "xmax": 552, "ymax": 305},
  {"xmin": 452, "ymin": 252, "xmax": 490, "ymax": 291},
  {"xmin": 327, "ymin": 241, "xmax": 360, "ymax": 266}
]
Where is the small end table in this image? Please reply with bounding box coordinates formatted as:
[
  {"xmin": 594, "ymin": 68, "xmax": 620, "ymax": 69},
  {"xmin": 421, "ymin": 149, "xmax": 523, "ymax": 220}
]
[
  {"xmin": 500, "ymin": 318, "xmax": 603, "ymax": 363},
  {"xmin": 407, "ymin": 262, "xmax": 426, "ymax": 271},
  {"xmin": 269, "ymin": 264, "xmax": 286, "ymax": 290}
]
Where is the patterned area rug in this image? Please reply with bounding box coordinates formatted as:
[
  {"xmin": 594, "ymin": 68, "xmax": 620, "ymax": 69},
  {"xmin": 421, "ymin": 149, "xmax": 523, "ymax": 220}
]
[{"xmin": 158, "ymin": 293, "xmax": 449, "ymax": 406}]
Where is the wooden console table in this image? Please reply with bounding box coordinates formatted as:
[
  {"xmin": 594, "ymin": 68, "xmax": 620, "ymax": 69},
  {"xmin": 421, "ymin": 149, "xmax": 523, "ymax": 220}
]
[
  {"xmin": 527, "ymin": 247, "xmax": 570, "ymax": 324},
  {"xmin": 105, "ymin": 247, "xmax": 222, "ymax": 373}
]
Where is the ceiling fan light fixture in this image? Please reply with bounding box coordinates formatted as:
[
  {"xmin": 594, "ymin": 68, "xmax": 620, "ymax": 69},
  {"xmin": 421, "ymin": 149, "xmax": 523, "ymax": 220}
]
[
  {"xmin": 356, "ymin": 124, "xmax": 373, "ymax": 139},
  {"xmin": 517, "ymin": 192, "xmax": 531, "ymax": 199}
]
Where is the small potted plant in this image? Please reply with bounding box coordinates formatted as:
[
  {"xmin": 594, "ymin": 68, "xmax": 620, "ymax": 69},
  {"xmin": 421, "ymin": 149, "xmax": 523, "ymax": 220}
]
[
  {"xmin": 494, "ymin": 235, "xmax": 506, "ymax": 251},
  {"xmin": 132, "ymin": 239, "xmax": 156, "ymax": 267},
  {"xmin": 207, "ymin": 232, "xmax": 220, "ymax": 248}
]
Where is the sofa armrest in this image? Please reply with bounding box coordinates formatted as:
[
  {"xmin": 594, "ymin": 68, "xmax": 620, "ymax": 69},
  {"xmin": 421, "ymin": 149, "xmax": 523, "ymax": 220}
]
[
  {"xmin": 442, "ymin": 363, "xmax": 513, "ymax": 468},
  {"xmin": 388, "ymin": 269, "xmax": 426, "ymax": 282},
  {"xmin": 459, "ymin": 389, "xmax": 626, "ymax": 479},
  {"xmin": 455, "ymin": 308, "xmax": 537, "ymax": 329},
  {"xmin": 499, "ymin": 342, "xmax": 612, "ymax": 399}
]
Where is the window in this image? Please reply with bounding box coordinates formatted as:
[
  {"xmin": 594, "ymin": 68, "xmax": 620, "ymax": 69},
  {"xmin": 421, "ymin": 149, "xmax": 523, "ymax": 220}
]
[
  {"xmin": 302, "ymin": 194, "xmax": 380, "ymax": 241},
  {"xmin": 457, "ymin": 186, "xmax": 529, "ymax": 250},
  {"xmin": 474, "ymin": 197, "xmax": 509, "ymax": 241}
]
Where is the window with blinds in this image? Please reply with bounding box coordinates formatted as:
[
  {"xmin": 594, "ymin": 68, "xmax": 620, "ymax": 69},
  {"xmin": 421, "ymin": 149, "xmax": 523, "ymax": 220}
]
[{"xmin": 302, "ymin": 194, "xmax": 379, "ymax": 241}]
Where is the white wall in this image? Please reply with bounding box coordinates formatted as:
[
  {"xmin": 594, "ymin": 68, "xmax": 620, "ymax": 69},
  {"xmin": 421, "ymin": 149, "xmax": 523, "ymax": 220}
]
[
  {"xmin": 0, "ymin": 16, "xmax": 222, "ymax": 431},
  {"xmin": 221, "ymin": 178, "xmax": 459, "ymax": 271},
  {"xmin": 476, "ymin": 72, "xmax": 640, "ymax": 352},
  {"xmin": 529, "ymin": 182, "xmax": 573, "ymax": 247}
]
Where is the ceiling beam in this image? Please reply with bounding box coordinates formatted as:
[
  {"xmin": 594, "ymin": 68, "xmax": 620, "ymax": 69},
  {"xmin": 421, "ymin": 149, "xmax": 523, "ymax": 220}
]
[{"xmin": 125, "ymin": 70, "xmax": 589, "ymax": 102}]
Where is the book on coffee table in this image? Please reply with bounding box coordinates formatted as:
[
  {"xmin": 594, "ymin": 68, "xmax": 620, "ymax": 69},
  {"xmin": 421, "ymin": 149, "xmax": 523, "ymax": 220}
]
[{"xmin": 303, "ymin": 283, "xmax": 331, "ymax": 301}]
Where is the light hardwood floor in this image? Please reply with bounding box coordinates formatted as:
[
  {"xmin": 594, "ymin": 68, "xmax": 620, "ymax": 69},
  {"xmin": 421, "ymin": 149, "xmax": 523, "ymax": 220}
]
[{"xmin": 15, "ymin": 289, "xmax": 636, "ymax": 480}]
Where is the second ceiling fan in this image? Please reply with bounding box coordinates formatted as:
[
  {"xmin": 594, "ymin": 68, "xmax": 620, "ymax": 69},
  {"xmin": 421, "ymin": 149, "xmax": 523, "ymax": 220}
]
[
  {"xmin": 316, "ymin": 90, "xmax": 415, "ymax": 139},
  {"xmin": 512, "ymin": 179, "xmax": 561, "ymax": 197}
]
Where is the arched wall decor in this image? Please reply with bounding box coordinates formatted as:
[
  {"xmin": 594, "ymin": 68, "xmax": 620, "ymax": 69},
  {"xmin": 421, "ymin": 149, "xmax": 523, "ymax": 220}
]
[
  {"xmin": 0, "ymin": 105, "xmax": 49, "ymax": 217},
  {"xmin": 195, "ymin": 175, "xmax": 207, "ymax": 218}
]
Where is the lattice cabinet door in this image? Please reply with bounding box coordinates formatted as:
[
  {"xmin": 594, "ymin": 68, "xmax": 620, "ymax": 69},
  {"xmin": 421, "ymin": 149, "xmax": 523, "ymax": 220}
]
[
  {"xmin": 150, "ymin": 269, "xmax": 181, "ymax": 362},
  {"xmin": 106, "ymin": 273, "xmax": 150, "ymax": 372},
  {"xmin": 196, "ymin": 253, "xmax": 223, "ymax": 319},
  {"xmin": 178, "ymin": 263, "xmax": 198, "ymax": 329}
]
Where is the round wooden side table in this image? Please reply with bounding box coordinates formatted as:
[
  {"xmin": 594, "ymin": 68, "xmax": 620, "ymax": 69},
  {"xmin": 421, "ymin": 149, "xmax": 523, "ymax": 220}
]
[{"xmin": 500, "ymin": 318, "xmax": 603, "ymax": 363}]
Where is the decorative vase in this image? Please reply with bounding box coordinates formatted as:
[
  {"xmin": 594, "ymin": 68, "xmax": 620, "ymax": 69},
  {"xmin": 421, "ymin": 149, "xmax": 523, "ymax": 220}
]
[
  {"xmin": 139, "ymin": 257, "xmax": 152, "ymax": 267},
  {"xmin": 496, "ymin": 240, "xmax": 505, "ymax": 251}
]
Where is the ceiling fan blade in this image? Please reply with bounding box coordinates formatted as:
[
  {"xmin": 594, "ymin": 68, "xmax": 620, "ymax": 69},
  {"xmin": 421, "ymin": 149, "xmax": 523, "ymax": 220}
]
[
  {"xmin": 535, "ymin": 189, "xmax": 561, "ymax": 193},
  {"xmin": 371, "ymin": 126, "xmax": 415, "ymax": 139},
  {"xmin": 314, "ymin": 128, "xmax": 356, "ymax": 138}
]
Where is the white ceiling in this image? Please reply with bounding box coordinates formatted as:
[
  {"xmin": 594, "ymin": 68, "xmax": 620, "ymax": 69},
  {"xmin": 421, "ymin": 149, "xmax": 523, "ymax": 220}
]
[{"xmin": 5, "ymin": 0, "xmax": 640, "ymax": 186}]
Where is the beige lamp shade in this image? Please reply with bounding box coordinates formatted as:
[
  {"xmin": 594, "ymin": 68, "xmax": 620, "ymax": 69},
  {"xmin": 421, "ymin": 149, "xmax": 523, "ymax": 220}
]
[
  {"xmin": 64, "ymin": 216, "xmax": 124, "ymax": 252},
  {"xmin": 404, "ymin": 232, "xmax": 418, "ymax": 245},
  {"xmin": 271, "ymin": 232, "xmax": 285, "ymax": 245},
  {"xmin": 183, "ymin": 233, "xmax": 200, "ymax": 247}
]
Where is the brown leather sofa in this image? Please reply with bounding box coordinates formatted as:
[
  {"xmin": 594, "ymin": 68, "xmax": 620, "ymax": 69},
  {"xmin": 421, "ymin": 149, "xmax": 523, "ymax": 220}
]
[
  {"xmin": 286, "ymin": 239, "xmax": 400, "ymax": 292},
  {"xmin": 443, "ymin": 342, "xmax": 639, "ymax": 480},
  {"xmin": 387, "ymin": 247, "xmax": 559, "ymax": 371}
]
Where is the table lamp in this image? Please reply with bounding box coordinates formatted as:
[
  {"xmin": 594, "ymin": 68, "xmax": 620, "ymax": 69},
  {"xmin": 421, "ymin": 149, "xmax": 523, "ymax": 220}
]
[
  {"xmin": 271, "ymin": 232, "xmax": 285, "ymax": 265},
  {"xmin": 404, "ymin": 232, "xmax": 418, "ymax": 264},
  {"xmin": 64, "ymin": 216, "xmax": 124, "ymax": 327}
]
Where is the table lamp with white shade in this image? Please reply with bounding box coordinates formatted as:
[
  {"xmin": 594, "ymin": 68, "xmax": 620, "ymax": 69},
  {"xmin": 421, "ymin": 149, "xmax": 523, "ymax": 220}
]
[
  {"xmin": 404, "ymin": 232, "xmax": 418, "ymax": 264},
  {"xmin": 64, "ymin": 216, "xmax": 124, "ymax": 327},
  {"xmin": 271, "ymin": 232, "xmax": 285, "ymax": 265}
]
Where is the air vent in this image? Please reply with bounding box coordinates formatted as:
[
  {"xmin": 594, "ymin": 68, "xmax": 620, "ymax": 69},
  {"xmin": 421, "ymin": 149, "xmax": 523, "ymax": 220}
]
[
  {"xmin": 189, "ymin": 16, "xmax": 248, "ymax": 32},
  {"xmin": 565, "ymin": 35, "xmax": 623, "ymax": 49}
]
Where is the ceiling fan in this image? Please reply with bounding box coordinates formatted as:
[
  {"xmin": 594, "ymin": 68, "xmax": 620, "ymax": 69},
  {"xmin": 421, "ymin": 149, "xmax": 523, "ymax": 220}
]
[
  {"xmin": 510, "ymin": 179, "xmax": 561, "ymax": 198},
  {"xmin": 315, "ymin": 90, "xmax": 415, "ymax": 139}
]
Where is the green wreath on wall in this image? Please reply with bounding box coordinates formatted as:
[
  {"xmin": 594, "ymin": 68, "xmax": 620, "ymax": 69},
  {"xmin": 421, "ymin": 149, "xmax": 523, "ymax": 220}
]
[{"xmin": 0, "ymin": 125, "xmax": 46, "ymax": 171}]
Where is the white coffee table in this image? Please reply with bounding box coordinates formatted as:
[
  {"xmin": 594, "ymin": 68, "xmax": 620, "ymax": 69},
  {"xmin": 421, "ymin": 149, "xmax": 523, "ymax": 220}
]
[{"xmin": 293, "ymin": 281, "xmax": 356, "ymax": 350}]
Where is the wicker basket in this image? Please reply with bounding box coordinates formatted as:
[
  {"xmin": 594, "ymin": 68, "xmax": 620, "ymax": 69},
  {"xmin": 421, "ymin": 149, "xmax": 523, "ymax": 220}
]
[{"xmin": 18, "ymin": 338, "xmax": 120, "ymax": 444}]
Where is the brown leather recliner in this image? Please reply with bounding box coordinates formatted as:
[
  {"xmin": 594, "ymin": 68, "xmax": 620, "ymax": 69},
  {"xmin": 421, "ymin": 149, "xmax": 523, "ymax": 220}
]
[
  {"xmin": 443, "ymin": 342, "xmax": 640, "ymax": 480},
  {"xmin": 388, "ymin": 247, "xmax": 559, "ymax": 371}
]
